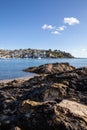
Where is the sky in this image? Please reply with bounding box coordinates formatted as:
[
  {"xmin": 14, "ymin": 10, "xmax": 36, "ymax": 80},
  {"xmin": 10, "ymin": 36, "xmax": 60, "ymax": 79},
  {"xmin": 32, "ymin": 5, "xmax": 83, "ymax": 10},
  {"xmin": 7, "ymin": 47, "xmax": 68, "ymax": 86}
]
[{"xmin": 0, "ymin": 0, "xmax": 87, "ymax": 57}]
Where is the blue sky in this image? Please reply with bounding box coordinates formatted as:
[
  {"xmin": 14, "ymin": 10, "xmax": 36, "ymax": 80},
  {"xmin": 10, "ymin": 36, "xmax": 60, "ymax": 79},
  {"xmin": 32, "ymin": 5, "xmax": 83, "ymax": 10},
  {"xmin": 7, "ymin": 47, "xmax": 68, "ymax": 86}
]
[{"xmin": 0, "ymin": 0, "xmax": 87, "ymax": 57}]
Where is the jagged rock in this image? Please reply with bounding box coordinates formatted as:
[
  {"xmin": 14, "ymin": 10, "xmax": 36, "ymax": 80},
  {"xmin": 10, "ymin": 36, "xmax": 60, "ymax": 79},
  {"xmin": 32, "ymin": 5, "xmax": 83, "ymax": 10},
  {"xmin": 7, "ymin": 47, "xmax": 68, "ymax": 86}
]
[
  {"xmin": 24, "ymin": 62, "xmax": 75, "ymax": 74},
  {"xmin": 58, "ymin": 100, "xmax": 87, "ymax": 118},
  {"xmin": 17, "ymin": 100, "xmax": 87, "ymax": 130},
  {"xmin": 0, "ymin": 63, "xmax": 87, "ymax": 130}
]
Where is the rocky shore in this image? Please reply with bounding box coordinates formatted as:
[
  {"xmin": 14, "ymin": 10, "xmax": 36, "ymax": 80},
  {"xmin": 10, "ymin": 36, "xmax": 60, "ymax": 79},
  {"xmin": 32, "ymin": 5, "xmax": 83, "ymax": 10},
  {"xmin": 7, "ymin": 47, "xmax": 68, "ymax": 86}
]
[{"xmin": 0, "ymin": 62, "xmax": 87, "ymax": 130}]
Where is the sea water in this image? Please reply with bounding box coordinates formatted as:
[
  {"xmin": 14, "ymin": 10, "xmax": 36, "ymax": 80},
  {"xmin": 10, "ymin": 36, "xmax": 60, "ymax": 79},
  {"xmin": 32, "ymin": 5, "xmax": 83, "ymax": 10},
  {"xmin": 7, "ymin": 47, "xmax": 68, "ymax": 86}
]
[{"xmin": 0, "ymin": 58, "xmax": 87, "ymax": 80}]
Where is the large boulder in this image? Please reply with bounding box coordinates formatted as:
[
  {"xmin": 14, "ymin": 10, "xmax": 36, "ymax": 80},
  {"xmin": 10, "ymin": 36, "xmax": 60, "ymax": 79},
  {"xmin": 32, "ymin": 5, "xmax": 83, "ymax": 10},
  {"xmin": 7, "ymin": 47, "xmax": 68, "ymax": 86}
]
[{"xmin": 23, "ymin": 62, "xmax": 75, "ymax": 74}]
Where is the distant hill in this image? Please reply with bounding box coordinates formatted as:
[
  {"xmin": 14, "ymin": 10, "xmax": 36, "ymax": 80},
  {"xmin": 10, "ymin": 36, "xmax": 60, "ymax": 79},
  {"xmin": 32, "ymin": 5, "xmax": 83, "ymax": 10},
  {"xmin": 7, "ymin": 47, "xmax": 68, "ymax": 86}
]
[{"xmin": 0, "ymin": 48, "xmax": 74, "ymax": 58}]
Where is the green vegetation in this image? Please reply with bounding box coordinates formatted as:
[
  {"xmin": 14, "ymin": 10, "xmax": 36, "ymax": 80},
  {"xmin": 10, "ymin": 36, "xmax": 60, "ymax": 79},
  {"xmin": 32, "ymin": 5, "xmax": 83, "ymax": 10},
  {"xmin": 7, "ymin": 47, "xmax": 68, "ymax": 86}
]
[{"xmin": 46, "ymin": 49, "xmax": 74, "ymax": 58}]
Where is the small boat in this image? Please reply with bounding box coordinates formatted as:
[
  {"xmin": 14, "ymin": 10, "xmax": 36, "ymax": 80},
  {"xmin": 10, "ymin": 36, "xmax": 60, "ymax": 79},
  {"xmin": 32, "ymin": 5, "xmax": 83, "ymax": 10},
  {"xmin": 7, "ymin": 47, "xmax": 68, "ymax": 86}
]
[{"xmin": 38, "ymin": 57, "xmax": 41, "ymax": 59}]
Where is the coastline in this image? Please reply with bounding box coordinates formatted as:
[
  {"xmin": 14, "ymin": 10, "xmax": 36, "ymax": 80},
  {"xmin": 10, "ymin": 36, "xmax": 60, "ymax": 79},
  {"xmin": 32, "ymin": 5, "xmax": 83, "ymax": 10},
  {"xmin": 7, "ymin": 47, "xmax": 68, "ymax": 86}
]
[{"xmin": 0, "ymin": 75, "xmax": 37, "ymax": 83}]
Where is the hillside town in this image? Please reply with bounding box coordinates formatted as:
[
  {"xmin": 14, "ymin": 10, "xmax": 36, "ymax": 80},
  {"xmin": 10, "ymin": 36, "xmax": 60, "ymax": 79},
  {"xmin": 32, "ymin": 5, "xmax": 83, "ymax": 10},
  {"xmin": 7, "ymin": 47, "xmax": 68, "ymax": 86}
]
[{"xmin": 0, "ymin": 48, "xmax": 74, "ymax": 58}]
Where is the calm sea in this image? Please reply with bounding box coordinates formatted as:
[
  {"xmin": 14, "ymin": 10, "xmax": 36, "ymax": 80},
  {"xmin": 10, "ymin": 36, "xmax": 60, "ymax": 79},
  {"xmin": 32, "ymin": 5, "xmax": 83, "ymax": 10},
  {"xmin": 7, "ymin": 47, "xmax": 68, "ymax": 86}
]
[{"xmin": 0, "ymin": 58, "xmax": 87, "ymax": 80}]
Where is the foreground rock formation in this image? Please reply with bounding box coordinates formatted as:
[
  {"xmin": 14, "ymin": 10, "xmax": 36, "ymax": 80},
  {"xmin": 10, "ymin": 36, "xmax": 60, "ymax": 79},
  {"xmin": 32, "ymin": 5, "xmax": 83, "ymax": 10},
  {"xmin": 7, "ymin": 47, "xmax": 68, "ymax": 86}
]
[
  {"xmin": 0, "ymin": 63, "xmax": 87, "ymax": 130},
  {"xmin": 24, "ymin": 62, "xmax": 75, "ymax": 74}
]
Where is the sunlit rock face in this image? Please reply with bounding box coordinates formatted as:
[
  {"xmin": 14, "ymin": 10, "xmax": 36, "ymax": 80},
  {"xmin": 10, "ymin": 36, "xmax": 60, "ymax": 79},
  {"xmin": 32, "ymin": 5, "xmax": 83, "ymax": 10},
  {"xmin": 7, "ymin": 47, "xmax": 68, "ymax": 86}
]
[{"xmin": 24, "ymin": 62, "xmax": 75, "ymax": 74}]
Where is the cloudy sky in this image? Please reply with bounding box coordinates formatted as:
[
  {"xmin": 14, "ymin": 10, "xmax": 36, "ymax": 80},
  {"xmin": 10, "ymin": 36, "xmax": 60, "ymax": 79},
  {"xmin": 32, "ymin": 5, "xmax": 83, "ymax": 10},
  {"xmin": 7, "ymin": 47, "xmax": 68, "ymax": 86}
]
[{"xmin": 0, "ymin": 0, "xmax": 87, "ymax": 57}]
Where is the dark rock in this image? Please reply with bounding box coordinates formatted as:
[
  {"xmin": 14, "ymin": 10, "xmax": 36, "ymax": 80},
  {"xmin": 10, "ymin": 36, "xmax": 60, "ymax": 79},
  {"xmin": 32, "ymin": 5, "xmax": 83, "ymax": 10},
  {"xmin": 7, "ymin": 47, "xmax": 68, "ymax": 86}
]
[
  {"xmin": 0, "ymin": 115, "xmax": 17, "ymax": 130},
  {"xmin": 10, "ymin": 126, "xmax": 21, "ymax": 130},
  {"xmin": 17, "ymin": 100, "xmax": 87, "ymax": 130},
  {"xmin": 0, "ymin": 63, "xmax": 87, "ymax": 129}
]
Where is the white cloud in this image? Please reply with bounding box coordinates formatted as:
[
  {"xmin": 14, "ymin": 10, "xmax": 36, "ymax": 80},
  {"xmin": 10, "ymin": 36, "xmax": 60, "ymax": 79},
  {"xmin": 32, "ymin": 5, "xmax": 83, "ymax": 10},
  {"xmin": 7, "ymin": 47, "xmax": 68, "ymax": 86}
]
[
  {"xmin": 42, "ymin": 24, "xmax": 55, "ymax": 30},
  {"xmin": 64, "ymin": 17, "xmax": 80, "ymax": 25},
  {"xmin": 42, "ymin": 17, "xmax": 80, "ymax": 35},
  {"xmin": 56, "ymin": 25, "xmax": 66, "ymax": 31},
  {"xmin": 51, "ymin": 31, "xmax": 60, "ymax": 35}
]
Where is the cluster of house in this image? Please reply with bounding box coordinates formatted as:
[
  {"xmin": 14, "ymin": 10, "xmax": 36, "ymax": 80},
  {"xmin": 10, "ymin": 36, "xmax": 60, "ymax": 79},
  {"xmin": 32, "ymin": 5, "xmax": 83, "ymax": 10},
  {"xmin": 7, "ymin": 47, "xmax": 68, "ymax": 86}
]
[
  {"xmin": 0, "ymin": 49, "xmax": 47, "ymax": 58},
  {"xmin": 0, "ymin": 48, "xmax": 74, "ymax": 59}
]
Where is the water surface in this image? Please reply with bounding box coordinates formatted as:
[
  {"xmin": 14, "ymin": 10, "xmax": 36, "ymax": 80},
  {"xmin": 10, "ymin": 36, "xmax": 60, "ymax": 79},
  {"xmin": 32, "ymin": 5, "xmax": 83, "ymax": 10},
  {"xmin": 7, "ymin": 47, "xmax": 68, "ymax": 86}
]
[{"xmin": 0, "ymin": 58, "xmax": 87, "ymax": 80}]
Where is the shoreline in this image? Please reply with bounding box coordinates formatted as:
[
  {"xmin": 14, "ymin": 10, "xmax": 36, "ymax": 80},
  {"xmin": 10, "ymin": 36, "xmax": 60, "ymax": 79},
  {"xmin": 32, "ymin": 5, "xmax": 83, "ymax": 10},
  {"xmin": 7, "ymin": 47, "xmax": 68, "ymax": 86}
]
[{"xmin": 0, "ymin": 75, "xmax": 37, "ymax": 83}]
